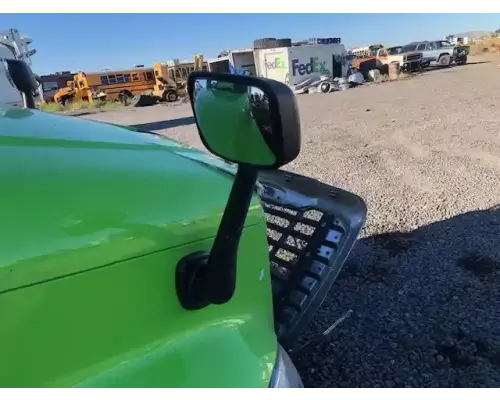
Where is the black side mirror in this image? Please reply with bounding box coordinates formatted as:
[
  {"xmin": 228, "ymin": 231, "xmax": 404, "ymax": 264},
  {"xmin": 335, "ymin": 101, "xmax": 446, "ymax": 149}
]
[
  {"xmin": 176, "ymin": 72, "xmax": 302, "ymax": 310},
  {"xmin": 2, "ymin": 58, "xmax": 39, "ymax": 109},
  {"xmin": 187, "ymin": 71, "xmax": 301, "ymax": 168}
]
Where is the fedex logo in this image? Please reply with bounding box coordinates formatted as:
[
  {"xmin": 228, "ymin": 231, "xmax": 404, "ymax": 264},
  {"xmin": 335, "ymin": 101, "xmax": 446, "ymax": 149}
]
[
  {"xmin": 292, "ymin": 57, "xmax": 329, "ymax": 76},
  {"xmin": 265, "ymin": 57, "xmax": 286, "ymax": 69}
]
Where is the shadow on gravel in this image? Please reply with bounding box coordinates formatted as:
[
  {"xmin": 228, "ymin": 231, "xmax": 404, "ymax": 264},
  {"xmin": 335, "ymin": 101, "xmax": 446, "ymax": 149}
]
[
  {"xmin": 63, "ymin": 111, "xmax": 99, "ymax": 117},
  {"xmin": 423, "ymin": 61, "xmax": 491, "ymax": 74},
  {"xmin": 292, "ymin": 205, "xmax": 500, "ymax": 388},
  {"xmin": 131, "ymin": 116, "xmax": 195, "ymax": 131},
  {"xmin": 461, "ymin": 61, "xmax": 491, "ymax": 65}
]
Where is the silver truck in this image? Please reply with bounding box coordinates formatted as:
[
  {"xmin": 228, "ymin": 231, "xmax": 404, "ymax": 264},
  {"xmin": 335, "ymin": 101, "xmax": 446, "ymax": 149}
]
[{"xmin": 404, "ymin": 40, "xmax": 469, "ymax": 68}]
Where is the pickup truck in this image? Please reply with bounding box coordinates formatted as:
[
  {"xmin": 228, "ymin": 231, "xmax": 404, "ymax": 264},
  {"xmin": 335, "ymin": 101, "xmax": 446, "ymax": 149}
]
[
  {"xmin": 352, "ymin": 46, "xmax": 423, "ymax": 76},
  {"xmin": 403, "ymin": 40, "xmax": 469, "ymax": 68}
]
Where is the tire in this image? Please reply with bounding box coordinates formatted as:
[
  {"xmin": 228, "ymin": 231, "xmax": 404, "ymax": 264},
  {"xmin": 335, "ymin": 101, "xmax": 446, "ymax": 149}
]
[
  {"xmin": 438, "ymin": 54, "xmax": 451, "ymax": 67},
  {"xmin": 131, "ymin": 94, "xmax": 157, "ymax": 107},
  {"xmin": 130, "ymin": 95, "xmax": 141, "ymax": 107},
  {"xmin": 118, "ymin": 90, "xmax": 133, "ymax": 105},
  {"xmin": 142, "ymin": 95, "xmax": 158, "ymax": 107},
  {"xmin": 319, "ymin": 82, "xmax": 331, "ymax": 93},
  {"xmin": 275, "ymin": 38, "xmax": 292, "ymax": 48},
  {"xmin": 254, "ymin": 38, "xmax": 279, "ymax": 49},
  {"xmin": 253, "ymin": 38, "xmax": 291, "ymax": 50},
  {"xmin": 457, "ymin": 55, "xmax": 467, "ymax": 65},
  {"xmin": 61, "ymin": 97, "xmax": 72, "ymax": 107},
  {"xmin": 163, "ymin": 89, "xmax": 178, "ymax": 102}
]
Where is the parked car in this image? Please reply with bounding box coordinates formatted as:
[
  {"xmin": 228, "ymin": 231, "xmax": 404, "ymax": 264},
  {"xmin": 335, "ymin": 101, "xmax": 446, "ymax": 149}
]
[{"xmin": 404, "ymin": 40, "xmax": 469, "ymax": 68}]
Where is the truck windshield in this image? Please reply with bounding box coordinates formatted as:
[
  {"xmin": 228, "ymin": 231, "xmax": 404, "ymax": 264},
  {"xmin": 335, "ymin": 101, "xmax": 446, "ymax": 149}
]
[
  {"xmin": 403, "ymin": 45, "xmax": 417, "ymax": 52},
  {"xmin": 369, "ymin": 46, "xmax": 383, "ymax": 56},
  {"xmin": 387, "ymin": 47, "xmax": 404, "ymax": 55},
  {"xmin": 435, "ymin": 41, "xmax": 452, "ymax": 48}
]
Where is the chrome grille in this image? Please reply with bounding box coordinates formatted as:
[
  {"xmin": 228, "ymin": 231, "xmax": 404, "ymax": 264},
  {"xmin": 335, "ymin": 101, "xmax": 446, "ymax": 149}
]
[{"xmin": 405, "ymin": 53, "xmax": 422, "ymax": 62}]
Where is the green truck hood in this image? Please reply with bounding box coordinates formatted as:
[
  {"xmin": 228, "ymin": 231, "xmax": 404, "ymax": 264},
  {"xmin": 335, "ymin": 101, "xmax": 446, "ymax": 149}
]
[
  {"xmin": 0, "ymin": 108, "xmax": 263, "ymax": 292},
  {"xmin": 0, "ymin": 108, "xmax": 277, "ymax": 387}
]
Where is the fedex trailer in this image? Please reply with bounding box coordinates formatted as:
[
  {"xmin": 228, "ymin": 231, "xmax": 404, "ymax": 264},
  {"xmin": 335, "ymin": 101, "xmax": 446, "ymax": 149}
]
[{"xmin": 254, "ymin": 43, "xmax": 349, "ymax": 86}]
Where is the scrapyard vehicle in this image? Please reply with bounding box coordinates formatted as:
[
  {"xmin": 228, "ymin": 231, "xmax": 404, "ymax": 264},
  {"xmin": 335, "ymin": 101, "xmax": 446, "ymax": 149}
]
[
  {"xmin": 53, "ymin": 75, "xmax": 107, "ymax": 106},
  {"xmin": 351, "ymin": 45, "xmax": 423, "ymax": 76},
  {"xmin": 404, "ymin": 40, "xmax": 470, "ymax": 68},
  {"xmin": 53, "ymin": 67, "xmax": 181, "ymax": 107},
  {"xmin": 0, "ymin": 59, "xmax": 367, "ymax": 387},
  {"xmin": 384, "ymin": 46, "xmax": 423, "ymax": 71}
]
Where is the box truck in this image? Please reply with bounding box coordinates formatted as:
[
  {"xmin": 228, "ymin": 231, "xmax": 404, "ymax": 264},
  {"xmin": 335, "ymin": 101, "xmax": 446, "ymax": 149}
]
[
  {"xmin": 254, "ymin": 42, "xmax": 349, "ymax": 86},
  {"xmin": 207, "ymin": 39, "xmax": 349, "ymax": 86}
]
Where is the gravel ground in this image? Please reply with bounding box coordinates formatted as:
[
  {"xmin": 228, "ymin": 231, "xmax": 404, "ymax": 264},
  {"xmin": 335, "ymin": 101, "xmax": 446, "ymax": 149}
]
[{"xmin": 83, "ymin": 55, "xmax": 500, "ymax": 387}]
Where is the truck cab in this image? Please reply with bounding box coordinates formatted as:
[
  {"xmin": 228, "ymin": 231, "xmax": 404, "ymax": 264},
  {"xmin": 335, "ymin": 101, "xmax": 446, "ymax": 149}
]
[{"xmin": 352, "ymin": 45, "xmax": 423, "ymax": 75}]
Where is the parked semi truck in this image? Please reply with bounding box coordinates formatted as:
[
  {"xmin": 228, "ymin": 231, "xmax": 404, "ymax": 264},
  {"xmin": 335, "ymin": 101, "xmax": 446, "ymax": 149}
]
[{"xmin": 0, "ymin": 28, "xmax": 37, "ymax": 107}]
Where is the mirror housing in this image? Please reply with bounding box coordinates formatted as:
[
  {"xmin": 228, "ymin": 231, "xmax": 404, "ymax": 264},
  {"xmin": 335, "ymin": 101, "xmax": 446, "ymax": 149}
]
[
  {"xmin": 187, "ymin": 71, "xmax": 301, "ymax": 169},
  {"xmin": 2, "ymin": 59, "xmax": 38, "ymax": 109}
]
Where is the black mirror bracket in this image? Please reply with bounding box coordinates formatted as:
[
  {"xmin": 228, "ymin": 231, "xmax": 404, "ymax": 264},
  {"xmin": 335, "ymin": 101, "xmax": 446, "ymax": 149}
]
[
  {"xmin": 176, "ymin": 165, "xmax": 259, "ymax": 310},
  {"xmin": 3, "ymin": 58, "xmax": 38, "ymax": 110},
  {"xmin": 177, "ymin": 71, "xmax": 301, "ymax": 311}
]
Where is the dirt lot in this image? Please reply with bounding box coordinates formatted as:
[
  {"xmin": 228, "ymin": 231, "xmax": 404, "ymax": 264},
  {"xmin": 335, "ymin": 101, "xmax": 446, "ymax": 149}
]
[{"xmin": 83, "ymin": 55, "xmax": 500, "ymax": 387}]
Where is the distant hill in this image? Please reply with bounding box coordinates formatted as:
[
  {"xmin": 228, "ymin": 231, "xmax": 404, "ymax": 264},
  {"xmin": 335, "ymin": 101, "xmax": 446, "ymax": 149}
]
[{"xmin": 449, "ymin": 30, "xmax": 492, "ymax": 38}]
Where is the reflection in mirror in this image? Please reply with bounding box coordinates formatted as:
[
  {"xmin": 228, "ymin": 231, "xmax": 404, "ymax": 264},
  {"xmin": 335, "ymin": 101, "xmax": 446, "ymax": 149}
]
[{"xmin": 192, "ymin": 78, "xmax": 276, "ymax": 166}]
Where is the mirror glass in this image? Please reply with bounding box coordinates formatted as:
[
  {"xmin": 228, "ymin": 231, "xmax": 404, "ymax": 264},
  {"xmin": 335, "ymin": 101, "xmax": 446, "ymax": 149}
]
[{"xmin": 192, "ymin": 78, "xmax": 276, "ymax": 166}]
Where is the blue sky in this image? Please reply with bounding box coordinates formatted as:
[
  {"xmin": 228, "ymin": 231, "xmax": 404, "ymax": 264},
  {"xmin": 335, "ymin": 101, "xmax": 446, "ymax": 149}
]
[{"xmin": 1, "ymin": 13, "xmax": 498, "ymax": 75}]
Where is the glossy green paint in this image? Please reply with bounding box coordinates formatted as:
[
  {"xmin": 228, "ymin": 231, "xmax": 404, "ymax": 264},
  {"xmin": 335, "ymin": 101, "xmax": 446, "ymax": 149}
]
[{"xmin": 0, "ymin": 107, "xmax": 277, "ymax": 387}]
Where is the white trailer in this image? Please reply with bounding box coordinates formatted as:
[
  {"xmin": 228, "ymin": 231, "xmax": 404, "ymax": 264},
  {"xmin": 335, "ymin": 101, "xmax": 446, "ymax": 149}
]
[
  {"xmin": 207, "ymin": 48, "xmax": 256, "ymax": 76},
  {"xmin": 0, "ymin": 28, "xmax": 37, "ymax": 107},
  {"xmin": 254, "ymin": 43, "xmax": 349, "ymax": 86},
  {"xmin": 207, "ymin": 40, "xmax": 349, "ymax": 88}
]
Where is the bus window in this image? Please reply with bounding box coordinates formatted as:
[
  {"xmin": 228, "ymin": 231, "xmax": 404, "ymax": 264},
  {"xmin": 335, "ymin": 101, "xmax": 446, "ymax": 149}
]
[
  {"xmin": 146, "ymin": 71, "xmax": 154, "ymax": 81},
  {"xmin": 132, "ymin": 73, "xmax": 139, "ymax": 81},
  {"xmin": 124, "ymin": 74, "xmax": 131, "ymax": 82},
  {"xmin": 100, "ymin": 76, "xmax": 109, "ymax": 85},
  {"xmin": 116, "ymin": 74, "xmax": 124, "ymax": 83},
  {"xmin": 108, "ymin": 75, "xmax": 117, "ymax": 84}
]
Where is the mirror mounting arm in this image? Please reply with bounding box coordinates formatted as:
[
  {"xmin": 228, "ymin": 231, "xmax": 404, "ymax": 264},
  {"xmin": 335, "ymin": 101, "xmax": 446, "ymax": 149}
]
[
  {"xmin": 22, "ymin": 92, "xmax": 36, "ymax": 110},
  {"xmin": 205, "ymin": 165, "xmax": 258, "ymax": 305},
  {"xmin": 176, "ymin": 165, "xmax": 258, "ymax": 310}
]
